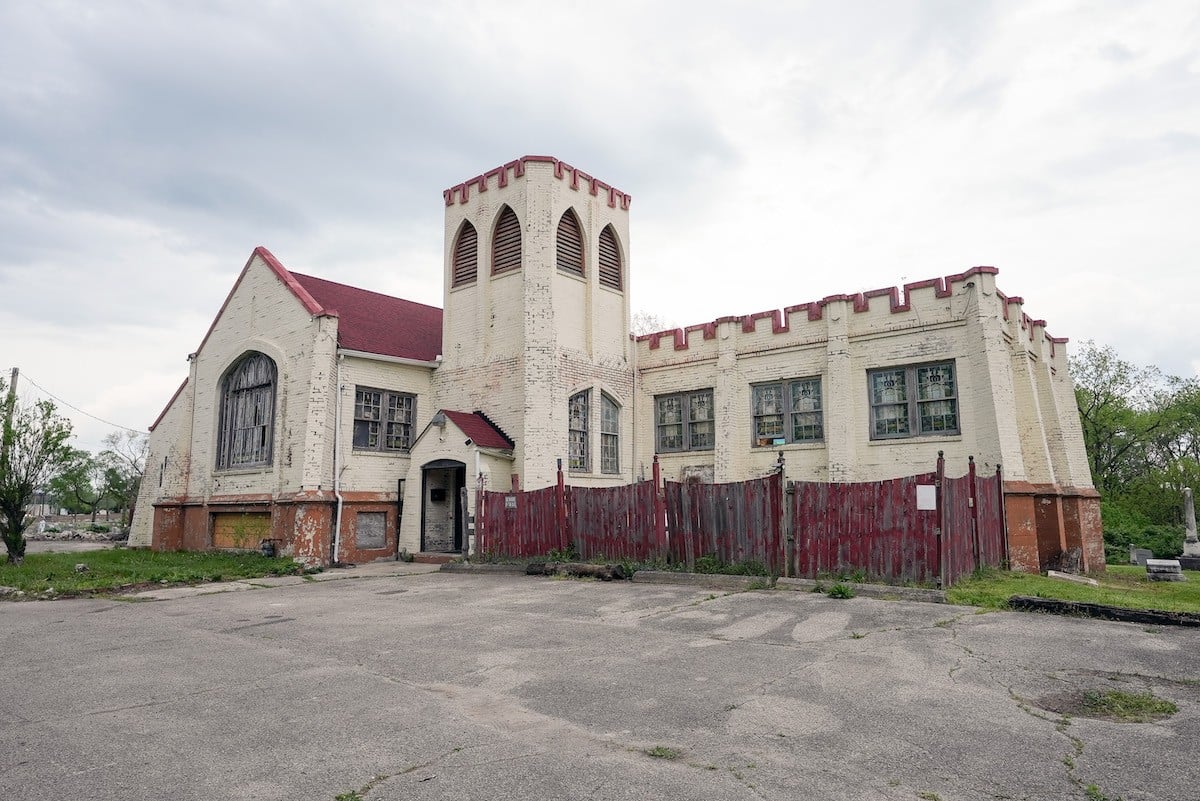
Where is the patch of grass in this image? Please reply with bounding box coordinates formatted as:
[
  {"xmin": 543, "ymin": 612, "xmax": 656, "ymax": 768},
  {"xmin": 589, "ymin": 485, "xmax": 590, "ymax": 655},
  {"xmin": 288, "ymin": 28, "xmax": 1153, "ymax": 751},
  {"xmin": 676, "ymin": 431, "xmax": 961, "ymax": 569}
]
[
  {"xmin": 645, "ymin": 745, "xmax": 680, "ymax": 759},
  {"xmin": 545, "ymin": 545, "xmax": 579, "ymax": 563},
  {"xmin": 334, "ymin": 792, "xmax": 363, "ymax": 801},
  {"xmin": 826, "ymin": 583, "xmax": 855, "ymax": 599},
  {"xmin": 1081, "ymin": 690, "xmax": 1177, "ymax": 722},
  {"xmin": 946, "ymin": 565, "xmax": 1200, "ymax": 614},
  {"xmin": 0, "ymin": 550, "xmax": 302, "ymax": 596},
  {"xmin": 693, "ymin": 554, "xmax": 770, "ymax": 576}
]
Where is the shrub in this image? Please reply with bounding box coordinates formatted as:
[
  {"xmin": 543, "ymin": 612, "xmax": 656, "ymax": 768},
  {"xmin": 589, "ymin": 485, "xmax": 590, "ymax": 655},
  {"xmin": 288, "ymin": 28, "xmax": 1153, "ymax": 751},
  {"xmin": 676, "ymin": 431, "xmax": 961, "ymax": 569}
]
[
  {"xmin": 1104, "ymin": 524, "xmax": 1184, "ymax": 561},
  {"xmin": 827, "ymin": 583, "xmax": 856, "ymax": 599}
]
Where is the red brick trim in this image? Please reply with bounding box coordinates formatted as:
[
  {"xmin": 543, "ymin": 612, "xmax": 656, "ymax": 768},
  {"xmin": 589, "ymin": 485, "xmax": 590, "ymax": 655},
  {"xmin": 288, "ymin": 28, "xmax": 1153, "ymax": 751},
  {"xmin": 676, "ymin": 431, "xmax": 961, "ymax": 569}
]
[{"xmin": 444, "ymin": 156, "xmax": 632, "ymax": 210}]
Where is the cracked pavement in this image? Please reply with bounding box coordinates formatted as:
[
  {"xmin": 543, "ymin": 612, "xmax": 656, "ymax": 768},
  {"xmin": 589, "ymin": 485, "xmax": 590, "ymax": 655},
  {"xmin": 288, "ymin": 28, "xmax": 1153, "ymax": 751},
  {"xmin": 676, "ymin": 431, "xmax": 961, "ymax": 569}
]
[{"xmin": 1, "ymin": 571, "xmax": 1197, "ymax": 800}]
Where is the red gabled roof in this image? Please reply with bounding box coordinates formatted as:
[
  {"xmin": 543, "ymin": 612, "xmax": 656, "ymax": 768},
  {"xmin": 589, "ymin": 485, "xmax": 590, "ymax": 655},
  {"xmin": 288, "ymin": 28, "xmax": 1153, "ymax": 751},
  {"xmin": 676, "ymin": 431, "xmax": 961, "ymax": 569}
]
[
  {"xmin": 291, "ymin": 273, "xmax": 442, "ymax": 362},
  {"xmin": 193, "ymin": 246, "xmax": 442, "ymax": 362},
  {"xmin": 443, "ymin": 410, "xmax": 514, "ymax": 450}
]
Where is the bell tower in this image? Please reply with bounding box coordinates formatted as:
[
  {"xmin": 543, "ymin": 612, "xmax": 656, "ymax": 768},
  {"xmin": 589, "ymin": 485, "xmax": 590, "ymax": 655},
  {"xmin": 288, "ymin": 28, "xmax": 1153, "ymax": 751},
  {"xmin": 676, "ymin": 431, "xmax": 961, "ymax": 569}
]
[{"xmin": 434, "ymin": 156, "xmax": 634, "ymax": 489}]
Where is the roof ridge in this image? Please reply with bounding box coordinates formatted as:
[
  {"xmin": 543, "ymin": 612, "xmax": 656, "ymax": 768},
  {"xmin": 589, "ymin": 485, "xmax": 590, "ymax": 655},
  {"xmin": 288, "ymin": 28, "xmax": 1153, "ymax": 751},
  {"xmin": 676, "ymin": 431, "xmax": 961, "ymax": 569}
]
[{"xmin": 471, "ymin": 409, "xmax": 515, "ymax": 449}]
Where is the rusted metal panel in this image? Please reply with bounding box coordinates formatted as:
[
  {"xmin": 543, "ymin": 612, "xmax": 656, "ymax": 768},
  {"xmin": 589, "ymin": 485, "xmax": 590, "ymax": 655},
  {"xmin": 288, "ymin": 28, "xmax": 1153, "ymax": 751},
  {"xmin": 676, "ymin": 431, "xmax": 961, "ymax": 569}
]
[{"xmin": 664, "ymin": 473, "xmax": 784, "ymax": 573}]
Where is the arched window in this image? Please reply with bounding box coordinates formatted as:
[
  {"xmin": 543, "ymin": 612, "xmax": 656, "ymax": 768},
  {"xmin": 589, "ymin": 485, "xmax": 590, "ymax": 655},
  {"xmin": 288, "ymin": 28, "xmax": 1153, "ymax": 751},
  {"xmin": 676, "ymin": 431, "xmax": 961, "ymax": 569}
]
[
  {"xmin": 556, "ymin": 208, "xmax": 584, "ymax": 278},
  {"xmin": 217, "ymin": 352, "xmax": 276, "ymax": 470},
  {"xmin": 492, "ymin": 205, "xmax": 522, "ymax": 275},
  {"xmin": 451, "ymin": 221, "xmax": 478, "ymax": 287},
  {"xmin": 568, "ymin": 390, "xmax": 590, "ymax": 472},
  {"xmin": 598, "ymin": 225, "xmax": 623, "ymax": 290},
  {"xmin": 600, "ymin": 393, "xmax": 620, "ymax": 474}
]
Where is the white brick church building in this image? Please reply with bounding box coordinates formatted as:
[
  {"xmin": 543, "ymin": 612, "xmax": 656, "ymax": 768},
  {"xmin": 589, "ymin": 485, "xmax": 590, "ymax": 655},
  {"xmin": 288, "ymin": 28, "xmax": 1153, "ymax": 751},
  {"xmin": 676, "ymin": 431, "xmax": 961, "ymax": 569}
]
[{"xmin": 130, "ymin": 155, "xmax": 1102, "ymax": 573}]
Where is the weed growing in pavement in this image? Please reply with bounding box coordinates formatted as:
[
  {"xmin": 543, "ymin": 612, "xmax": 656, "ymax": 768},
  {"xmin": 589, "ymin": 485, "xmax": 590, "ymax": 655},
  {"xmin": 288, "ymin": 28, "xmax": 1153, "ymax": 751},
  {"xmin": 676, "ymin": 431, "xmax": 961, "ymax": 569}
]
[
  {"xmin": 1081, "ymin": 690, "xmax": 1177, "ymax": 722},
  {"xmin": 826, "ymin": 583, "xmax": 855, "ymax": 599},
  {"xmin": 645, "ymin": 745, "xmax": 680, "ymax": 759}
]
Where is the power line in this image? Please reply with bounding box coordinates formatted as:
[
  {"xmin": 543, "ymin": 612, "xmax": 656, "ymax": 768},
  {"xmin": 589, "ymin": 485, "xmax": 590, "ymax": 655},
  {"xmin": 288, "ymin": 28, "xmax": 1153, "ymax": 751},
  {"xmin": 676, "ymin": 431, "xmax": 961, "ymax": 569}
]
[{"xmin": 17, "ymin": 372, "xmax": 144, "ymax": 434}]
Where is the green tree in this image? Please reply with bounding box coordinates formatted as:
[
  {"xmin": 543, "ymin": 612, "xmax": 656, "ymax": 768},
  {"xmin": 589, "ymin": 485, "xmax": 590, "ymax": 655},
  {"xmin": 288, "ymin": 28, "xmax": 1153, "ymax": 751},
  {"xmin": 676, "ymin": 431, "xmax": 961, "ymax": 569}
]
[
  {"xmin": 1071, "ymin": 341, "xmax": 1200, "ymax": 558},
  {"xmin": 1, "ymin": 377, "xmax": 73, "ymax": 564},
  {"xmin": 99, "ymin": 430, "xmax": 147, "ymax": 528},
  {"xmin": 50, "ymin": 448, "xmax": 116, "ymax": 523},
  {"xmin": 1070, "ymin": 341, "xmax": 1174, "ymax": 496}
]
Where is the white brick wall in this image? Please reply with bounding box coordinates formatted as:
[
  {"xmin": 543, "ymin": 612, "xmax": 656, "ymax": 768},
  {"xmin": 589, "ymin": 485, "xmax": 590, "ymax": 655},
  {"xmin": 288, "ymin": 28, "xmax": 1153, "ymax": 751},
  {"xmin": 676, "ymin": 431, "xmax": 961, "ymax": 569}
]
[
  {"xmin": 133, "ymin": 254, "xmax": 336, "ymax": 516},
  {"xmin": 138, "ymin": 160, "xmax": 1094, "ymax": 558},
  {"xmin": 634, "ymin": 269, "xmax": 1095, "ymax": 489}
]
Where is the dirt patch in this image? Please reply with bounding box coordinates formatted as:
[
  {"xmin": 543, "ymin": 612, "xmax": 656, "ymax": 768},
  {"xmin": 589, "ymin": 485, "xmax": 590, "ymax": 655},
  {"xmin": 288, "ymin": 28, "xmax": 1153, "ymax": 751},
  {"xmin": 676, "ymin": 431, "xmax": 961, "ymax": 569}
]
[{"xmin": 1036, "ymin": 688, "xmax": 1178, "ymax": 722}]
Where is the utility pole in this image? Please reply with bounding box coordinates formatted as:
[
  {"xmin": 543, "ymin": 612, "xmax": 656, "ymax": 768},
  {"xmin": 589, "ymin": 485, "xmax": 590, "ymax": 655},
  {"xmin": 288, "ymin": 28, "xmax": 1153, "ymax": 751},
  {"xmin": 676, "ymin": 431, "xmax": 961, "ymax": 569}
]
[
  {"xmin": 2, "ymin": 367, "xmax": 16, "ymax": 444},
  {"xmin": 1, "ymin": 368, "xmax": 16, "ymax": 481}
]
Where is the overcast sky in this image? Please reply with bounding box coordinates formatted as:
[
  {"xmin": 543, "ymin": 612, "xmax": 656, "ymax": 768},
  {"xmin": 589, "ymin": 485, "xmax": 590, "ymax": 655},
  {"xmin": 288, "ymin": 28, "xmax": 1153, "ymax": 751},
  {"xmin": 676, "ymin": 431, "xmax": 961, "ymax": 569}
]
[{"xmin": 2, "ymin": 0, "xmax": 1198, "ymax": 453}]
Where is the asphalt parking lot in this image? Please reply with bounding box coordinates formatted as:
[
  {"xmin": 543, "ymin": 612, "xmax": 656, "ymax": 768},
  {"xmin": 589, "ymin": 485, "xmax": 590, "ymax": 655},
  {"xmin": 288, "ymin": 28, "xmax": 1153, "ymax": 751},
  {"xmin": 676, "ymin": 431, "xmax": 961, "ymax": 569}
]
[{"xmin": 2, "ymin": 569, "xmax": 1196, "ymax": 801}]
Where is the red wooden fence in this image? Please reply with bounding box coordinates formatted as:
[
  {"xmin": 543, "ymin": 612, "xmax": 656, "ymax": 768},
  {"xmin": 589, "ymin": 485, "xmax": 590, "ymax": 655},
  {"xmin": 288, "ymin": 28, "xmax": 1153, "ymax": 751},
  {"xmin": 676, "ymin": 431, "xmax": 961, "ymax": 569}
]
[
  {"xmin": 477, "ymin": 485, "xmax": 564, "ymax": 558},
  {"xmin": 791, "ymin": 472, "xmax": 940, "ymax": 583},
  {"xmin": 791, "ymin": 456, "xmax": 1007, "ymax": 586},
  {"xmin": 664, "ymin": 473, "xmax": 785, "ymax": 574},
  {"xmin": 940, "ymin": 473, "xmax": 977, "ymax": 586},
  {"xmin": 567, "ymin": 481, "xmax": 662, "ymax": 561},
  {"xmin": 476, "ymin": 453, "xmax": 1006, "ymax": 587}
]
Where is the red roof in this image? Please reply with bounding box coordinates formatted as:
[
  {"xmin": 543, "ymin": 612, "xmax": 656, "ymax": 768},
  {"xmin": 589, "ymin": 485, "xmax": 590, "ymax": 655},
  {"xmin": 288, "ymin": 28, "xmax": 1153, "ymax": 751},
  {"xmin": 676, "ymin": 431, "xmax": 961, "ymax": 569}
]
[
  {"xmin": 291, "ymin": 272, "xmax": 442, "ymax": 362},
  {"xmin": 443, "ymin": 410, "xmax": 514, "ymax": 450},
  {"xmin": 193, "ymin": 247, "xmax": 443, "ymax": 362}
]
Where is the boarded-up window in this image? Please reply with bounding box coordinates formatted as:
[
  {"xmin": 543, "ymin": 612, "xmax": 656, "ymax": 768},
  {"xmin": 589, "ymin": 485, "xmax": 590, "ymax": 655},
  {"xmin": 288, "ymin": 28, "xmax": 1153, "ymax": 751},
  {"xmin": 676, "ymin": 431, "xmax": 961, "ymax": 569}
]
[
  {"xmin": 217, "ymin": 352, "xmax": 276, "ymax": 470},
  {"xmin": 598, "ymin": 225, "xmax": 622, "ymax": 290},
  {"xmin": 356, "ymin": 511, "xmax": 387, "ymax": 550},
  {"xmin": 212, "ymin": 512, "xmax": 270, "ymax": 549},
  {"xmin": 451, "ymin": 221, "xmax": 478, "ymax": 286},
  {"xmin": 492, "ymin": 205, "xmax": 522, "ymax": 275},
  {"xmin": 556, "ymin": 209, "xmax": 584, "ymax": 277}
]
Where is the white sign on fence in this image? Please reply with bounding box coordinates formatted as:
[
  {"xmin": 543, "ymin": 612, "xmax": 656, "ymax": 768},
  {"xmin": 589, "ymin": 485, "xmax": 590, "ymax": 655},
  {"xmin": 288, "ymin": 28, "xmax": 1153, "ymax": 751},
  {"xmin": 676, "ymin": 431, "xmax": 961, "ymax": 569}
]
[{"xmin": 916, "ymin": 484, "xmax": 937, "ymax": 511}]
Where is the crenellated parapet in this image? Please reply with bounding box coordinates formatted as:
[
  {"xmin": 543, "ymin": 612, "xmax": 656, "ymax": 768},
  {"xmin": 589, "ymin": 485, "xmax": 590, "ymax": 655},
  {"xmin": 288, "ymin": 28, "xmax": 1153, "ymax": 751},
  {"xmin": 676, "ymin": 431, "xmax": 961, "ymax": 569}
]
[
  {"xmin": 996, "ymin": 290, "xmax": 1069, "ymax": 358},
  {"xmin": 635, "ymin": 265, "xmax": 1069, "ymax": 359},
  {"xmin": 443, "ymin": 155, "xmax": 633, "ymax": 210}
]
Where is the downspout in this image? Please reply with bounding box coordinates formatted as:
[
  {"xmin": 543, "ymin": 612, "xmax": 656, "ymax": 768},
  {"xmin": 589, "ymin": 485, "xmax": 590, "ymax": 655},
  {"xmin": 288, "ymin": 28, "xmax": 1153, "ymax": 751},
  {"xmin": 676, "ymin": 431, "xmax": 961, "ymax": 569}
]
[
  {"xmin": 332, "ymin": 354, "xmax": 345, "ymax": 565},
  {"xmin": 473, "ymin": 444, "xmax": 482, "ymax": 558}
]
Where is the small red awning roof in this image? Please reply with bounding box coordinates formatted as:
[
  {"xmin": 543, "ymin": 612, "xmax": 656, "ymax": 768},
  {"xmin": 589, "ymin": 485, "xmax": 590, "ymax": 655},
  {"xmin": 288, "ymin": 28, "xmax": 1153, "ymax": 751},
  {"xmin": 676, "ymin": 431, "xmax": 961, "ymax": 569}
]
[{"xmin": 442, "ymin": 410, "xmax": 514, "ymax": 450}]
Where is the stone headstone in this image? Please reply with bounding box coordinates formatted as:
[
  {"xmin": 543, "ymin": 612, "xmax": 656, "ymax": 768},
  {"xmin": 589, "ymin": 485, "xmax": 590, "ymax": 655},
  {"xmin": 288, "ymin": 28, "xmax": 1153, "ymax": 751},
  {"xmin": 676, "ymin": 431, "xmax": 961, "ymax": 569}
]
[
  {"xmin": 1183, "ymin": 487, "xmax": 1200, "ymax": 558},
  {"xmin": 1146, "ymin": 558, "xmax": 1185, "ymax": 582},
  {"xmin": 1129, "ymin": 547, "xmax": 1153, "ymax": 566},
  {"xmin": 1059, "ymin": 547, "xmax": 1082, "ymax": 574}
]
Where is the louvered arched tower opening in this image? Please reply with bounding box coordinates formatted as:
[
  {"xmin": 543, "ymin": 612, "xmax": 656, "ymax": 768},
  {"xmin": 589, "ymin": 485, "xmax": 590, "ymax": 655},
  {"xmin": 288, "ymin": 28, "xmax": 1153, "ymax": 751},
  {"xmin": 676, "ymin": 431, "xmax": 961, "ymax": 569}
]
[
  {"xmin": 451, "ymin": 221, "xmax": 478, "ymax": 287},
  {"xmin": 556, "ymin": 208, "xmax": 585, "ymax": 278},
  {"xmin": 598, "ymin": 224, "xmax": 623, "ymax": 291},
  {"xmin": 492, "ymin": 205, "xmax": 522, "ymax": 275}
]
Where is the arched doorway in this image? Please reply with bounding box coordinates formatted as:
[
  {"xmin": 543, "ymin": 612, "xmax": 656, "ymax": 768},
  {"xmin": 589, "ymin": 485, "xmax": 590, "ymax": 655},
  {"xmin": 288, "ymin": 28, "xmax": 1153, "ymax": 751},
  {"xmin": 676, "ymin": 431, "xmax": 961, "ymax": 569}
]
[{"xmin": 420, "ymin": 459, "xmax": 466, "ymax": 553}]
